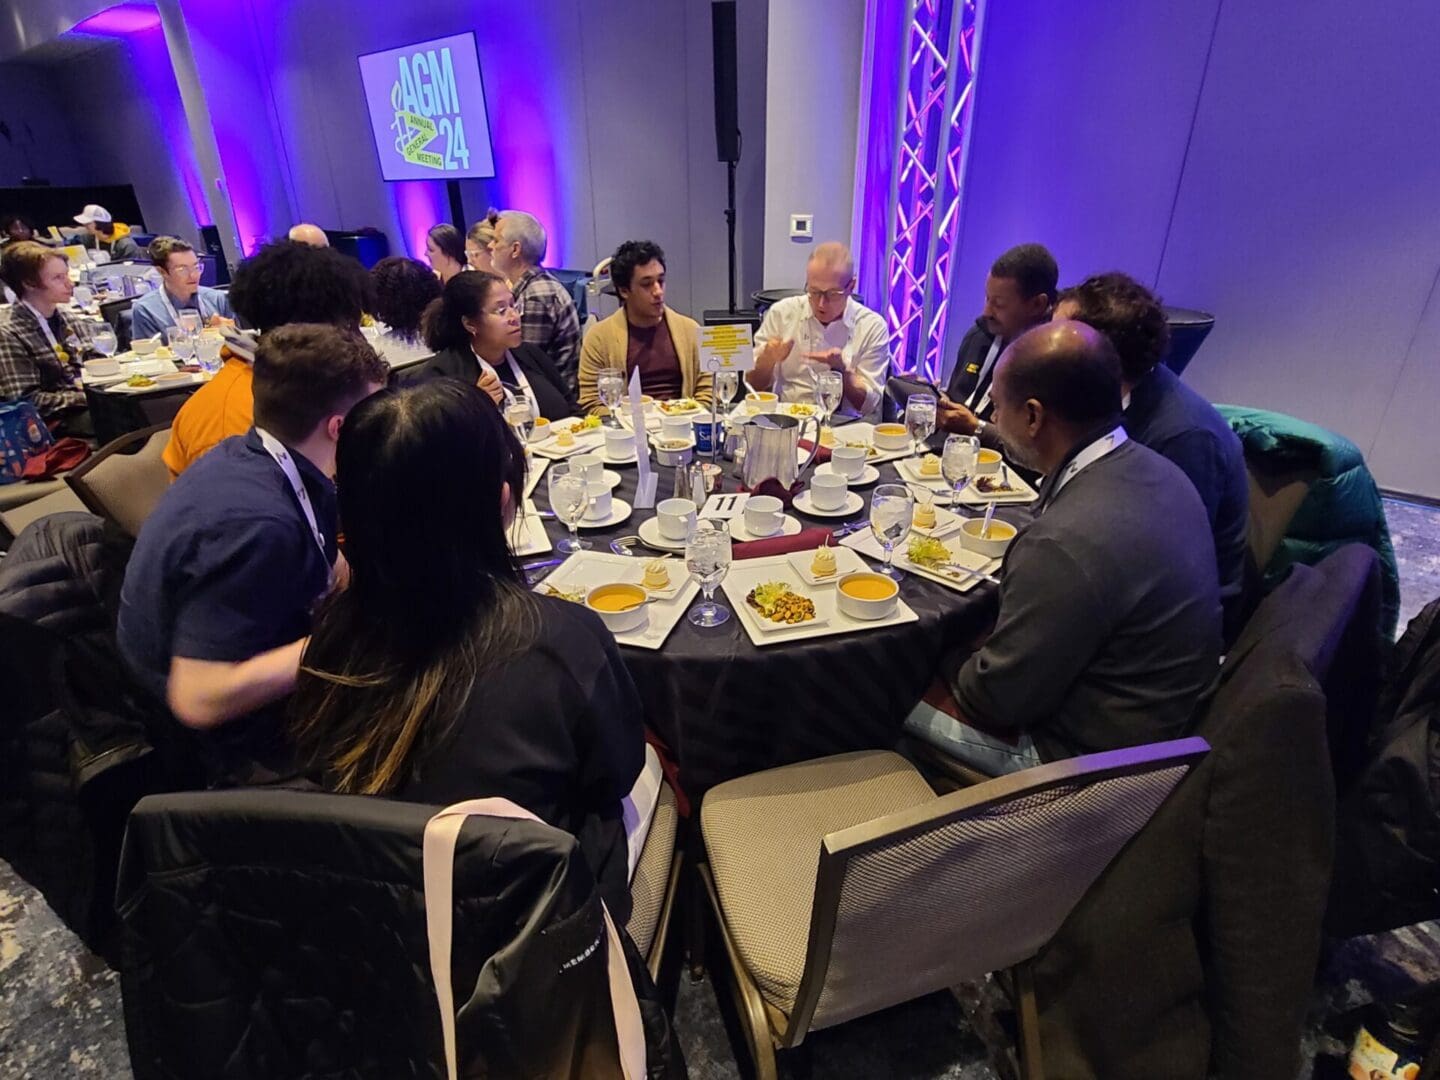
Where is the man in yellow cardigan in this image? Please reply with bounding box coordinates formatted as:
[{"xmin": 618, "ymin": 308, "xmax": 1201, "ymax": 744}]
[{"xmin": 578, "ymin": 240, "xmax": 713, "ymax": 415}]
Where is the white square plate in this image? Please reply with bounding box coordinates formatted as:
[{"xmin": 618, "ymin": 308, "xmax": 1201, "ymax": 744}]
[
  {"xmin": 721, "ymin": 554, "xmax": 918, "ymax": 647},
  {"xmin": 509, "ymin": 502, "xmax": 553, "ymax": 556},
  {"xmin": 785, "ymin": 543, "xmax": 871, "ymax": 586},
  {"xmin": 532, "ymin": 419, "xmax": 606, "ymax": 459},
  {"xmin": 533, "ymin": 551, "xmax": 698, "ymax": 650},
  {"xmin": 841, "ymin": 530, "xmax": 998, "ymax": 594},
  {"xmin": 523, "ymin": 457, "xmax": 548, "ymax": 500},
  {"xmin": 956, "ymin": 472, "xmax": 1038, "ymax": 506}
]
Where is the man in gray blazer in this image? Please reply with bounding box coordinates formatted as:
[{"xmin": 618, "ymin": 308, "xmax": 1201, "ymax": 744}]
[{"xmin": 905, "ymin": 321, "xmax": 1222, "ymax": 773}]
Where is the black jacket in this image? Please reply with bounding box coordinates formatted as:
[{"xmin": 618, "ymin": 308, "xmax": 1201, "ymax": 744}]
[
  {"xmin": 407, "ymin": 342, "xmax": 580, "ymax": 420},
  {"xmin": 941, "ymin": 318, "xmax": 1005, "ymax": 450},
  {"xmin": 1329, "ymin": 591, "xmax": 1440, "ymax": 936},
  {"xmin": 118, "ymin": 789, "xmax": 685, "ymax": 1079}
]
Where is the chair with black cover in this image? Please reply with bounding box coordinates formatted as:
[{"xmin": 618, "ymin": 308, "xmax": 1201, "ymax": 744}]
[
  {"xmin": 118, "ymin": 789, "xmax": 684, "ymax": 1079},
  {"xmin": 699, "ymin": 740, "xmax": 1206, "ymax": 1079},
  {"xmin": 1034, "ymin": 543, "xmax": 1384, "ymax": 1079},
  {"xmin": 65, "ymin": 424, "xmax": 171, "ymax": 538}
]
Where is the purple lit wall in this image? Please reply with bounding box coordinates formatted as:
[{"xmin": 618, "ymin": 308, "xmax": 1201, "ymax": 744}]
[{"xmin": 59, "ymin": 4, "xmax": 209, "ymax": 234}]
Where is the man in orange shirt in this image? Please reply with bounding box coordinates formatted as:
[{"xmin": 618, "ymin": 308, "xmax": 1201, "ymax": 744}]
[{"xmin": 164, "ymin": 240, "xmax": 374, "ymax": 478}]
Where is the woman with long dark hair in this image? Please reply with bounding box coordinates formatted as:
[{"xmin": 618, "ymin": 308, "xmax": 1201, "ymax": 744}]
[
  {"xmin": 412, "ymin": 269, "xmax": 578, "ymax": 420},
  {"xmin": 425, "ymin": 223, "xmax": 468, "ymax": 285},
  {"xmin": 289, "ymin": 379, "xmax": 643, "ymax": 915}
]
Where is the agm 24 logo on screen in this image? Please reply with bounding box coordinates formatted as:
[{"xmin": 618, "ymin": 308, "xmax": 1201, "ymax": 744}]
[{"xmin": 388, "ymin": 45, "xmax": 471, "ymax": 172}]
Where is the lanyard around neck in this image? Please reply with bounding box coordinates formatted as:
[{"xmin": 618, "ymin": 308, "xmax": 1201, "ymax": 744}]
[
  {"xmin": 255, "ymin": 428, "xmax": 328, "ymax": 563},
  {"xmin": 22, "ymin": 301, "xmax": 60, "ymax": 349}
]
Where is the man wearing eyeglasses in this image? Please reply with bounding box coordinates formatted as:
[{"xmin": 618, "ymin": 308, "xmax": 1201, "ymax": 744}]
[
  {"xmin": 749, "ymin": 242, "xmax": 890, "ymax": 422},
  {"xmin": 130, "ymin": 236, "xmax": 235, "ymax": 342}
]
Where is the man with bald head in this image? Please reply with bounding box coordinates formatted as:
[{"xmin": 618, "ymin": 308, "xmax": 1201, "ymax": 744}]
[
  {"xmin": 287, "ymin": 223, "xmax": 329, "ymax": 248},
  {"xmin": 750, "ymin": 241, "xmax": 890, "ymax": 421},
  {"xmin": 905, "ymin": 320, "xmax": 1222, "ymax": 774}
]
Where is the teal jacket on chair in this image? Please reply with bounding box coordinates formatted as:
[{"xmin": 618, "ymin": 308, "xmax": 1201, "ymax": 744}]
[{"xmin": 1218, "ymin": 405, "xmax": 1399, "ymax": 637}]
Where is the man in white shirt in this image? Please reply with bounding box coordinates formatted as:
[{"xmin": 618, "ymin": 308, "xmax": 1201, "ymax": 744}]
[{"xmin": 749, "ymin": 242, "xmax": 890, "ymax": 422}]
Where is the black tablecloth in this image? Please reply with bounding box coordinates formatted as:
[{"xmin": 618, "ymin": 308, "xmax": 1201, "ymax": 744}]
[{"xmin": 530, "ymin": 443, "xmax": 1030, "ymax": 797}]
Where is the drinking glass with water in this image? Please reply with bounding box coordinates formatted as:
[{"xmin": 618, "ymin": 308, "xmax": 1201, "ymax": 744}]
[
  {"xmin": 942, "ymin": 434, "xmax": 979, "ymax": 506},
  {"xmin": 869, "ymin": 483, "xmax": 915, "ymax": 580},
  {"xmin": 89, "ymin": 323, "xmax": 118, "ymax": 359},
  {"xmin": 686, "ymin": 521, "xmax": 733, "ymax": 627},
  {"xmin": 548, "ymin": 468, "xmax": 591, "ymax": 554},
  {"xmin": 597, "ymin": 368, "xmax": 626, "ymax": 427},
  {"xmin": 905, "ymin": 393, "xmax": 937, "ymax": 456},
  {"xmin": 815, "ymin": 369, "xmax": 844, "ymax": 433},
  {"xmin": 505, "ymin": 400, "xmax": 534, "ymax": 443}
]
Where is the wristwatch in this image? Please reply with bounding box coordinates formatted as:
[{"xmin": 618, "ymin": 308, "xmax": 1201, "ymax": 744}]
[{"xmin": 973, "ymin": 419, "xmax": 987, "ymax": 439}]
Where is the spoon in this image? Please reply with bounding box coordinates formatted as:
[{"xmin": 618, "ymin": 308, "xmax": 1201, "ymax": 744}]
[{"xmin": 980, "ymin": 502, "xmax": 997, "ymax": 539}]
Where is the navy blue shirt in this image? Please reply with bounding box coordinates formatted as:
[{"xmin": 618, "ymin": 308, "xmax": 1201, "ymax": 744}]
[
  {"xmin": 1123, "ymin": 364, "xmax": 1249, "ymax": 621},
  {"xmin": 118, "ymin": 428, "xmax": 338, "ymax": 778}
]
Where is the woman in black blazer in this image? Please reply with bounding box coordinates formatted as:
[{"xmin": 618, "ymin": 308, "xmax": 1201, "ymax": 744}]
[{"xmin": 411, "ymin": 271, "xmax": 578, "ymax": 420}]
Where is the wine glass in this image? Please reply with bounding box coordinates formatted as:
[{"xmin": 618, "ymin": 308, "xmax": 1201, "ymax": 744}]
[
  {"xmin": 597, "ymin": 367, "xmax": 626, "ymax": 427},
  {"xmin": 505, "ymin": 400, "xmax": 535, "ymax": 444},
  {"xmin": 815, "ymin": 369, "xmax": 844, "ymax": 435},
  {"xmin": 685, "ymin": 521, "xmax": 732, "ymax": 627},
  {"xmin": 714, "ymin": 369, "xmax": 740, "ymax": 408},
  {"xmin": 869, "ymin": 483, "xmax": 915, "ymax": 580},
  {"xmin": 178, "ymin": 310, "xmax": 203, "ymax": 336},
  {"xmin": 165, "ymin": 324, "xmax": 195, "ymax": 365},
  {"xmin": 905, "ymin": 393, "xmax": 937, "ymax": 458},
  {"xmin": 89, "ymin": 323, "xmax": 118, "ymax": 359},
  {"xmin": 548, "ymin": 467, "xmax": 591, "ymax": 553},
  {"xmin": 942, "ymin": 434, "xmax": 979, "ymax": 507}
]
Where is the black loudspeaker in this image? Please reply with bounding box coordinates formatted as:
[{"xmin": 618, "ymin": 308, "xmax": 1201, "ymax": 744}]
[
  {"xmin": 199, "ymin": 224, "xmax": 230, "ymax": 286},
  {"xmin": 711, "ymin": 1, "xmax": 740, "ymax": 163}
]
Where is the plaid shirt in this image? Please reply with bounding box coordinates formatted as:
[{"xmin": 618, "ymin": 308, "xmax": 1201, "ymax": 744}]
[
  {"xmin": 513, "ymin": 268, "xmax": 581, "ymax": 394},
  {"xmin": 0, "ymin": 303, "xmax": 94, "ymax": 418}
]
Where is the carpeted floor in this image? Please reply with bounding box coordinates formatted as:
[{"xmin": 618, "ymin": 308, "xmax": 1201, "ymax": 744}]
[{"xmin": 4, "ymin": 496, "xmax": 1439, "ymax": 1078}]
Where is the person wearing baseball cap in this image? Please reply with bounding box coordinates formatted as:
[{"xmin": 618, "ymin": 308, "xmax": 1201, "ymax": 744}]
[{"xmin": 73, "ymin": 204, "xmax": 141, "ymax": 261}]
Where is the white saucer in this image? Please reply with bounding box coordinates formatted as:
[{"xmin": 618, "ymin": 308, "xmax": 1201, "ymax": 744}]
[
  {"xmin": 728, "ymin": 513, "xmax": 802, "ymax": 542},
  {"xmin": 637, "ymin": 516, "xmax": 690, "ymax": 552},
  {"xmin": 793, "ymin": 490, "xmax": 864, "ymax": 518},
  {"xmin": 814, "ymin": 462, "xmax": 880, "ymax": 486},
  {"xmin": 603, "ymin": 452, "xmax": 639, "ymax": 466},
  {"xmin": 577, "ymin": 499, "xmax": 633, "ymax": 529},
  {"xmin": 602, "ymin": 469, "xmax": 623, "ymax": 489}
]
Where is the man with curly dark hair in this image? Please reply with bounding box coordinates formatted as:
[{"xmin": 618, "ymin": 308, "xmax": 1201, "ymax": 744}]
[
  {"xmin": 1055, "ymin": 271, "xmax": 1249, "ymax": 635},
  {"xmin": 577, "ymin": 239, "xmax": 711, "ymax": 414},
  {"xmin": 163, "ymin": 240, "xmax": 373, "ymax": 478},
  {"xmin": 368, "ymin": 256, "xmax": 441, "ymax": 369}
]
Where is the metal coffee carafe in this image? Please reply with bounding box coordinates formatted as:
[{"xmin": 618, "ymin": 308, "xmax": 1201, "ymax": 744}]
[{"xmin": 737, "ymin": 413, "xmax": 821, "ymax": 493}]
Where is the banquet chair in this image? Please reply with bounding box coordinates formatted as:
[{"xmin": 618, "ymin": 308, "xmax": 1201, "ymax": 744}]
[
  {"xmin": 118, "ymin": 788, "xmax": 684, "ymax": 1080},
  {"xmin": 627, "ymin": 779, "xmax": 683, "ymax": 981},
  {"xmin": 699, "ymin": 740, "xmax": 1207, "ymax": 1080},
  {"xmin": 65, "ymin": 424, "xmax": 171, "ymax": 538}
]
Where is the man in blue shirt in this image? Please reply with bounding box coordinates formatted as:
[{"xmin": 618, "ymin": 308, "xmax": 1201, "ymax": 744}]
[
  {"xmin": 129, "ymin": 236, "xmax": 234, "ymax": 342},
  {"xmin": 118, "ymin": 323, "xmax": 388, "ymax": 781},
  {"xmin": 1054, "ymin": 272, "xmax": 1249, "ymax": 638}
]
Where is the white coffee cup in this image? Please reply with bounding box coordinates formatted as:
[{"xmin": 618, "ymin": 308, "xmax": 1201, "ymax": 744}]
[
  {"xmin": 810, "ymin": 472, "xmax": 849, "ymax": 511},
  {"xmin": 743, "ymin": 494, "xmax": 784, "ymax": 537},
  {"xmin": 582, "ymin": 481, "xmax": 613, "ymax": 521},
  {"xmin": 657, "ymin": 498, "xmax": 698, "ymax": 541},
  {"xmin": 660, "ymin": 415, "xmax": 692, "ymax": 441},
  {"xmin": 604, "ymin": 429, "xmax": 636, "ymax": 461},
  {"xmin": 830, "ymin": 445, "xmax": 867, "ymax": 480},
  {"xmin": 571, "ymin": 453, "xmax": 604, "ymax": 484}
]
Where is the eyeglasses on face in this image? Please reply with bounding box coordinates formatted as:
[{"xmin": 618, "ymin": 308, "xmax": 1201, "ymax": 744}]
[
  {"xmin": 485, "ymin": 302, "xmax": 522, "ymax": 317},
  {"xmin": 804, "ymin": 287, "xmax": 850, "ymax": 303}
]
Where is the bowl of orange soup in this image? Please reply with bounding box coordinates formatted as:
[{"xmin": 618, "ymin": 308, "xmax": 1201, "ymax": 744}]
[
  {"xmin": 974, "ymin": 448, "xmax": 1002, "ymax": 474},
  {"xmin": 585, "ymin": 583, "xmax": 649, "ymax": 632},
  {"xmin": 836, "ymin": 571, "xmax": 900, "ymax": 621},
  {"xmin": 959, "ymin": 517, "xmax": 1017, "ymax": 558},
  {"xmin": 872, "ymin": 423, "xmax": 910, "ymax": 451}
]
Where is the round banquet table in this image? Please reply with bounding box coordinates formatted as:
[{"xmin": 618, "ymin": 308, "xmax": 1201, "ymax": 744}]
[{"xmin": 529, "ymin": 437, "xmax": 1031, "ymax": 798}]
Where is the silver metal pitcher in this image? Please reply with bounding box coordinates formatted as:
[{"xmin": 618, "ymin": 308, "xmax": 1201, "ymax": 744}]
[{"xmin": 737, "ymin": 413, "xmax": 821, "ymax": 492}]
